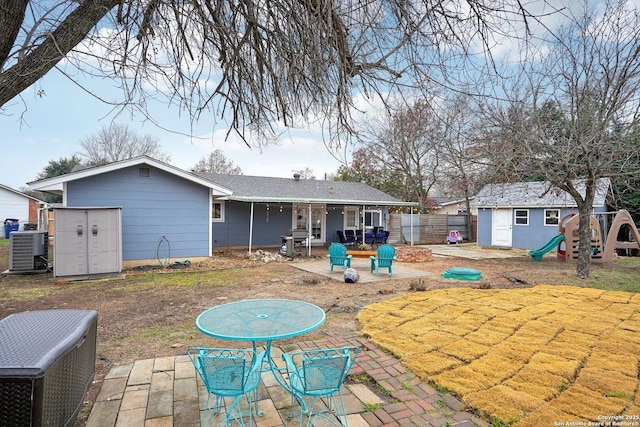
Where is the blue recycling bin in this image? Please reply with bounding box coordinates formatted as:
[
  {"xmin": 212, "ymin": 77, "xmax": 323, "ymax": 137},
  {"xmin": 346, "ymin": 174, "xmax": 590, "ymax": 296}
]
[{"xmin": 4, "ymin": 219, "xmax": 19, "ymax": 239}]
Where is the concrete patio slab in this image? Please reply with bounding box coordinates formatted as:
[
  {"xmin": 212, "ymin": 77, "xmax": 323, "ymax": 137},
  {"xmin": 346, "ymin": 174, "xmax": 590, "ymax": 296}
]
[{"xmin": 291, "ymin": 257, "xmax": 436, "ymax": 283}]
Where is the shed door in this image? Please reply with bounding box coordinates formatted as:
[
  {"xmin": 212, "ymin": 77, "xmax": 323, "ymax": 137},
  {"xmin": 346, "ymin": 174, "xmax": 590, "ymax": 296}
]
[
  {"xmin": 491, "ymin": 209, "xmax": 512, "ymax": 247},
  {"xmin": 87, "ymin": 210, "xmax": 121, "ymax": 274},
  {"xmin": 54, "ymin": 209, "xmax": 88, "ymax": 276}
]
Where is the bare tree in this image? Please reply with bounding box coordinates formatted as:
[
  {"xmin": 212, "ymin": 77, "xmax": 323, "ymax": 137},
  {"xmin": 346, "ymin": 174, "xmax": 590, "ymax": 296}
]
[
  {"xmin": 360, "ymin": 100, "xmax": 442, "ymax": 211},
  {"xmin": 291, "ymin": 167, "xmax": 315, "ymax": 180},
  {"xmin": 79, "ymin": 123, "xmax": 170, "ymax": 165},
  {"xmin": 481, "ymin": 0, "xmax": 640, "ymax": 277},
  {"xmin": 192, "ymin": 149, "xmax": 242, "ymax": 174},
  {"xmin": 434, "ymin": 94, "xmax": 485, "ymax": 239},
  {"xmin": 1, "ymin": 1, "xmax": 548, "ymax": 146}
]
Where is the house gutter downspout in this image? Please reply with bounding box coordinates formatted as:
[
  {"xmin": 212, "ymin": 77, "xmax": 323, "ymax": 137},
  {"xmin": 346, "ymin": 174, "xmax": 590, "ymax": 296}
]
[{"xmin": 249, "ymin": 202, "xmax": 254, "ymax": 254}]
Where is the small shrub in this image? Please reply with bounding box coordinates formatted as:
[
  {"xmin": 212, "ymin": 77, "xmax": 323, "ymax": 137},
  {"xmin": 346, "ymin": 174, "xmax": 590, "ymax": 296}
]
[{"xmin": 409, "ymin": 279, "xmax": 427, "ymax": 291}]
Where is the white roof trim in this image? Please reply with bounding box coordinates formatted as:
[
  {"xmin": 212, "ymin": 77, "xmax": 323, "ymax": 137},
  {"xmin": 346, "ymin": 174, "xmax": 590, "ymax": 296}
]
[
  {"xmin": 28, "ymin": 156, "xmax": 233, "ymax": 196},
  {"xmin": 0, "ymin": 183, "xmax": 46, "ymax": 203},
  {"xmin": 222, "ymin": 195, "xmax": 418, "ymax": 206}
]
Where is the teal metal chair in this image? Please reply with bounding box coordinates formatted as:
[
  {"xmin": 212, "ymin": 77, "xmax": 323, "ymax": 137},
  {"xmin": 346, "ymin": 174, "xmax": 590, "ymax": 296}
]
[
  {"xmin": 282, "ymin": 346, "xmax": 361, "ymax": 427},
  {"xmin": 370, "ymin": 244, "xmax": 397, "ymax": 277},
  {"xmin": 327, "ymin": 243, "xmax": 352, "ymax": 273},
  {"xmin": 187, "ymin": 347, "xmax": 266, "ymax": 427}
]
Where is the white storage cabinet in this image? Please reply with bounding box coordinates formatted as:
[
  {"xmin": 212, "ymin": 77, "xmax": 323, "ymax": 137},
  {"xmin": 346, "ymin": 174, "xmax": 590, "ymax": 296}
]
[{"xmin": 53, "ymin": 207, "xmax": 122, "ymax": 277}]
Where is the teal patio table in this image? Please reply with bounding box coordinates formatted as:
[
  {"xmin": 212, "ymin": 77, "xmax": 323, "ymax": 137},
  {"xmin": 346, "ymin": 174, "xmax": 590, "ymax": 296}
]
[{"xmin": 196, "ymin": 299, "xmax": 326, "ymax": 412}]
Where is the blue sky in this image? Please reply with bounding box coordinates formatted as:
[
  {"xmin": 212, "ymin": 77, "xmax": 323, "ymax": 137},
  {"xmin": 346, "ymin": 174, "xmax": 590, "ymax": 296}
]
[
  {"xmin": 0, "ymin": 0, "xmax": 594, "ymax": 192},
  {"xmin": 1, "ymin": 68, "xmax": 350, "ymax": 191}
]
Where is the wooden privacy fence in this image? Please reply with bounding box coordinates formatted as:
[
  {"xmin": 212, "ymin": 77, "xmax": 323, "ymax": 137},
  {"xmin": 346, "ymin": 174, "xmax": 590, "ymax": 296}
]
[{"xmin": 387, "ymin": 214, "xmax": 477, "ymax": 245}]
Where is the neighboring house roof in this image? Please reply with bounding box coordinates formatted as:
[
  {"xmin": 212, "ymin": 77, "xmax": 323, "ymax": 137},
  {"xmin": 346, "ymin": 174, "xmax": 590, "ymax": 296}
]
[
  {"xmin": 429, "ymin": 197, "xmax": 455, "ymax": 207},
  {"xmin": 197, "ymin": 173, "xmax": 416, "ymax": 206},
  {"xmin": 0, "ymin": 183, "xmax": 46, "ymax": 203},
  {"xmin": 27, "ymin": 156, "xmax": 233, "ymax": 196},
  {"xmin": 472, "ymin": 178, "xmax": 612, "ymax": 208},
  {"xmin": 430, "ymin": 196, "xmax": 474, "ymax": 208}
]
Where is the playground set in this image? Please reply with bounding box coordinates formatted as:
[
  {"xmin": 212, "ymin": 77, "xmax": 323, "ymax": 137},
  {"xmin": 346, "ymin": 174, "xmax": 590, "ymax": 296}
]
[{"xmin": 529, "ymin": 209, "xmax": 640, "ymax": 263}]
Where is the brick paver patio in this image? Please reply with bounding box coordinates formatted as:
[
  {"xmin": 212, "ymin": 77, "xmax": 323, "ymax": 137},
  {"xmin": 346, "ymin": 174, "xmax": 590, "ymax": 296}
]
[{"xmin": 86, "ymin": 335, "xmax": 488, "ymax": 427}]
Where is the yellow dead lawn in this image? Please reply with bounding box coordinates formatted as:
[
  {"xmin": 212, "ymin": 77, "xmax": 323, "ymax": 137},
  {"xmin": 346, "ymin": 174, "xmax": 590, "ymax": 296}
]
[{"xmin": 357, "ymin": 285, "xmax": 640, "ymax": 426}]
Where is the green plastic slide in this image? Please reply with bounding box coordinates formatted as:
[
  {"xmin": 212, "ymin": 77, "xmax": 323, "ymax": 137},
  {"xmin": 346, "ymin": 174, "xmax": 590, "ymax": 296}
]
[{"xmin": 528, "ymin": 234, "xmax": 565, "ymax": 262}]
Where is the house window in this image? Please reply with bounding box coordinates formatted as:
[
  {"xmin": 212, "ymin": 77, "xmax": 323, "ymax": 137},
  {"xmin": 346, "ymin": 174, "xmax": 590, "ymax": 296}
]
[
  {"xmin": 344, "ymin": 207, "xmax": 359, "ymax": 229},
  {"xmin": 545, "ymin": 209, "xmax": 560, "ymax": 226},
  {"xmin": 212, "ymin": 201, "xmax": 225, "ymax": 222},
  {"xmin": 138, "ymin": 167, "xmax": 150, "ymax": 178},
  {"xmin": 364, "ymin": 209, "xmax": 382, "ymax": 228},
  {"xmin": 514, "ymin": 209, "xmax": 529, "ymax": 225}
]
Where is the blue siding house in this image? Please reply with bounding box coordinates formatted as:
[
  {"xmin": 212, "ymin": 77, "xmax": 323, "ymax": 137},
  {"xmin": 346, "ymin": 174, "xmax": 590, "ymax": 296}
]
[
  {"xmin": 472, "ymin": 179, "xmax": 613, "ymax": 250},
  {"xmin": 29, "ymin": 158, "xmax": 231, "ymax": 265},
  {"xmin": 29, "ymin": 157, "xmax": 414, "ymax": 266}
]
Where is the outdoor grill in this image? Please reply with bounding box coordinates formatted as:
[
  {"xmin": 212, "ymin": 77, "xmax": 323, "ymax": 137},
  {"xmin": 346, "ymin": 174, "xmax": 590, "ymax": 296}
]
[{"xmin": 0, "ymin": 309, "xmax": 97, "ymax": 427}]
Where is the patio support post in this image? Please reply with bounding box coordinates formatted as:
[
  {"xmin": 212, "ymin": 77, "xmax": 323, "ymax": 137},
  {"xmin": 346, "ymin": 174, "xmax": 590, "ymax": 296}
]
[
  {"xmin": 307, "ymin": 204, "xmax": 312, "ymax": 256},
  {"xmin": 249, "ymin": 202, "xmax": 254, "ymax": 254}
]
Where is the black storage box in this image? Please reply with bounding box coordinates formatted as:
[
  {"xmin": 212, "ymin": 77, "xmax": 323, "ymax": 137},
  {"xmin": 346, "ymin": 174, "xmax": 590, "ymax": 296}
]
[{"xmin": 0, "ymin": 310, "xmax": 98, "ymax": 427}]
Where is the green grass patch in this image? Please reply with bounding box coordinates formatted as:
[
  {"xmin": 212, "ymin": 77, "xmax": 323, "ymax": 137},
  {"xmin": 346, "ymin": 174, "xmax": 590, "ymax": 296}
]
[
  {"xmin": 129, "ymin": 323, "xmax": 190, "ymax": 342},
  {"xmin": 611, "ymin": 256, "xmax": 640, "ymax": 267},
  {"xmin": 604, "ymin": 391, "xmax": 630, "ymax": 400},
  {"xmin": 363, "ymin": 402, "xmax": 382, "ymax": 412},
  {"xmin": 111, "ymin": 267, "xmax": 267, "ymax": 291},
  {"xmin": 349, "ymin": 373, "xmax": 374, "ymax": 383},
  {"xmin": 586, "ymin": 267, "xmax": 640, "ymax": 292},
  {"xmin": 432, "ymin": 381, "xmax": 452, "ymax": 395},
  {"xmin": 491, "ymin": 418, "xmax": 516, "ymax": 427},
  {"xmin": 0, "ymin": 286, "xmax": 59, "ymax": 301}
]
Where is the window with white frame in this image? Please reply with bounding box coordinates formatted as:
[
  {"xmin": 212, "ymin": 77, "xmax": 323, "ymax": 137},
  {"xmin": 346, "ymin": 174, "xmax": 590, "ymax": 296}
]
[
  {"xmin": 545, "ymin": 209, "xmax": 560, "ymax": 226},
  {"xmin": 364, "ymin": 209, "xmax": 382, "ymax": 228},
  {"xmin": 514, "ymin": 209, "xmax": 529, "ymax": 225},
  {"xmin": 344, "ymin": 207, "xmax": 359, "ymax": 229},
  {"xmin": 212, "ymin": 201, "xmax": 225, "ymax": 222}
]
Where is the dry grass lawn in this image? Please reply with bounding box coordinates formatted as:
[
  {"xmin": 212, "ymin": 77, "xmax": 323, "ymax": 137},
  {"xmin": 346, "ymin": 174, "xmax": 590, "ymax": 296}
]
[{"xmin": 357, "ymin": 285, "xmax": 640, "ymax": 426}]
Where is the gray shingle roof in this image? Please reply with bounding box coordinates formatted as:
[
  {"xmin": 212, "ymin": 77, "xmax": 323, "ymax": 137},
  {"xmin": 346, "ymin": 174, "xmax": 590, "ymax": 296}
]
[
  {"xmin": 196, "ymin": 173, "xmax": 415, "ymax": 206},
  {"xmin": 472, "ymin": 178, "xmax": 612, "ymax": 208}
]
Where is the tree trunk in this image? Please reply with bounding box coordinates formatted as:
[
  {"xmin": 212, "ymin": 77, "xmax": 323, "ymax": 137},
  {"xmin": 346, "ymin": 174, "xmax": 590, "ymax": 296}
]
[
  {"xmin": 0, "ymin": 0, "xmax": 119, "ymax": 107},
  {"xmin": 576, "ymin": 203, "xmax": 593, "ymax": 278},
  {"xmin": 0, "ymin": 1, "xmax": 28, "ymax": 68},
  {"xmin": 464, "ymin": 189, "xmax": 474, "ymax": 241}
]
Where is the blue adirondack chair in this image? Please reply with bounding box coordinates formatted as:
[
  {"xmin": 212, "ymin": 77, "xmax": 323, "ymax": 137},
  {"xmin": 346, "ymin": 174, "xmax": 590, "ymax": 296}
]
[
  {"xmin": 370, "ymin": 244, "xmax": 397, "ymax": 277},
  {"xmin": 327, "ymin": 243, "xmax": 352, "ymax": 273}
]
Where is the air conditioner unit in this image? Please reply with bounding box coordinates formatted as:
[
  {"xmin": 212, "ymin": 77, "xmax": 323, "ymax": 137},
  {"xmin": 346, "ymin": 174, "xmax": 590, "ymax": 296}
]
[{"xmin": 9, "ymin": 231, "xmax": 49, "ymax": 272}]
